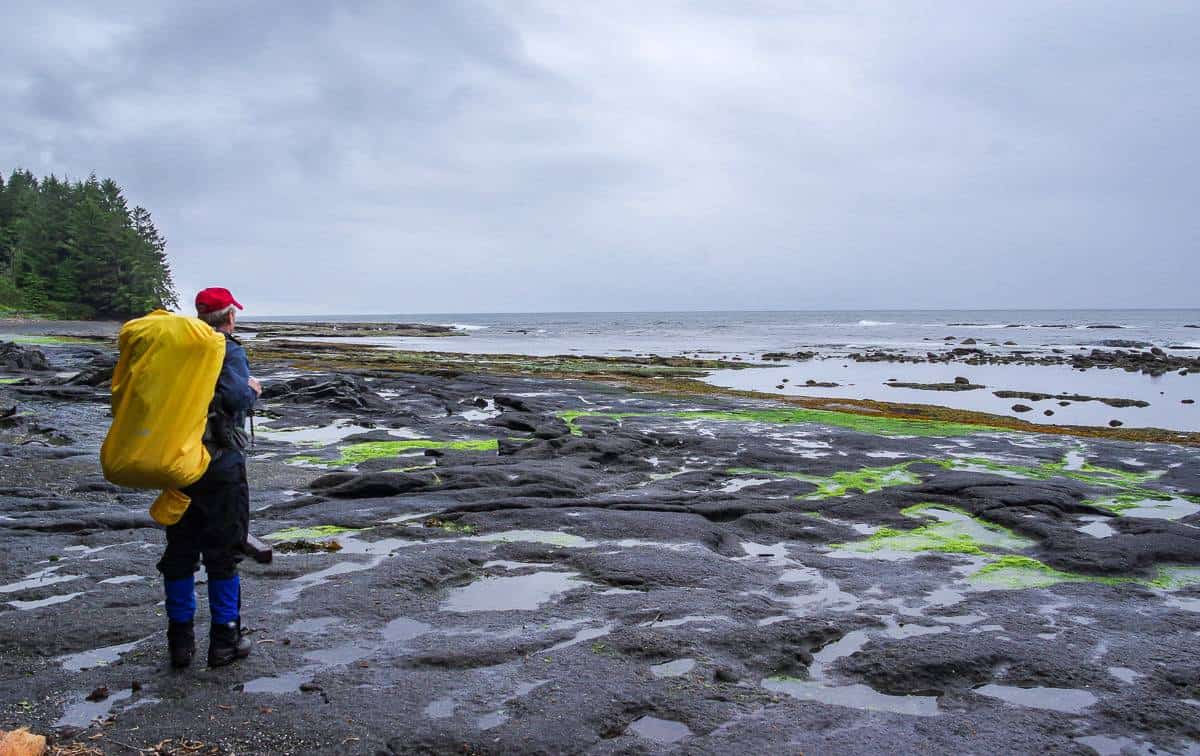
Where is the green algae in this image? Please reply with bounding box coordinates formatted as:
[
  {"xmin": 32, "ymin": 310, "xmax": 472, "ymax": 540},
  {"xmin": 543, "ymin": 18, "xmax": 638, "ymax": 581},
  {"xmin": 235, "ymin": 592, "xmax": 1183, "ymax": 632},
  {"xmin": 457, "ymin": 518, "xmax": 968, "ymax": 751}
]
[
  {"xmin": 835, "ymin": 504, "xmax": 1033, "ymax": 556},
  {"xmin": 675, "ymin": 408, "xmax": 991, "ymax": 437},
  {"xmin": 940, "ymin": 455, "xmax": 1164, "ymax": 491},
  {"xmin": 559, "ymin": 407, "xmax": 992, "ymax": 438},
  {"xmin": 0, "ymin": 334, "xmax": 96, "ymax": 346},
  {"xmin": 728, "ymin": 462, "xmax": 921, "ymax": 499},
  {"xmin": 420, "ymin": 517, "xmax": 476, "ymax": 534},
  {"xmin": 968, "ymin": 556, "xmax": 1200, "ymax": 590},
  {"xmin": 336, "ymin": 439, "xmax": 498, "ymax": 465},
  {"xmin": 263, "ymin": 525, "xmax": 362, "ymax": 541},
  {"xmin": 286, "ymin": 439, "xmax": 500, "ymax": 467},
  {"xmin": 0, "ymin": 377, "xmax": 20, "ymax": 385}
]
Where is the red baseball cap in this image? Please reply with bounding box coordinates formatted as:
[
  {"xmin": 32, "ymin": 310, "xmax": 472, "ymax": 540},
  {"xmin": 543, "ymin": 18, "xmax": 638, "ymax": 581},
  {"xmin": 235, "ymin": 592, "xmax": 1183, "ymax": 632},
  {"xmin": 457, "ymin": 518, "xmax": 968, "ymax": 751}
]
[{"xmin": 195, "ymin": 287, "xmax": 244, "ymax": 314}]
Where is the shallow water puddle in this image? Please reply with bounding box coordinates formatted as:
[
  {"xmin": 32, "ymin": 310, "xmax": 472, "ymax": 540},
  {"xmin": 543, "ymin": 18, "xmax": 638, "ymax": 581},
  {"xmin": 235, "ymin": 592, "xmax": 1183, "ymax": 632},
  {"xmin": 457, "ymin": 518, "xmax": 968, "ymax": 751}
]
[
  {"xmin": 627, "ymin": 715, "xmax": 691, "ymax": 744},
  {"xmin": 764, "ymin": 677, "xmax": 940, "ymax": 717},
  {"xmin": 975, "ymin": 683, "xmax": 1097, "ymax": 713},
  {"xmin": 1090, "ymin": 495, "xmax": 1200, "ymax": 520},
  {"xmin": 98, "ymin": 575, "xmax": 146, "ymax": 585},
  {"xmin": 513, "ymin": 679, "xmax": 549, "ymax": 696},
  {"xmin": 424, "ymin": 697, "xmax": 457, "ymax": 718},
  {"xmin": 1107, "ymin": 666, "xmax": 1141, "ymax": 684},
  {"xmin": 382, "ymin": 617, "xmax": 431, "ymax": 643},
  {"xmin": 57, "ymin": 636, "xmax": 152, "ymax": 672},
  {"xmin": 543, "ymin": 622, "xmax": 615, "ymax": 652},
  {"xmin": 718, "ymin": 477, "xmax": 778, "ymax": 493},
  {"xmin": 1079, "ymin": 517, "xmax": 1117, "ymax": 539},
  {"xmin": 8, "ymin": 592, "xmax": 84, "ymax": 610},
  {"xmin": 243, "ymin": 670, "xmax": 315, "ymax": 694},
  {"xmin": 764, "ymin": 628, "xmax": 940, "ymax": 716},
  {"xmin": 441, "ymin": 572, "xmax": 589, "ymax": 612},
  {"xmin": 55, "ymin": 688, "xmax": 134, "ymax": 729},
  {"xmin": 0, "ymin": 566, "xmax": 82, "ymax": 594},
  {"xmin": 275, "ymin": 559, "xmax": 385, "ymax": 604},
  {"xmin": 1073, "ymin": 735, "xmax": 1162, "ymax": 756},
  {"xmin": 477, "ymin": 710, "xmax": 509, "ymax": 730},
  {"xmin": 257, "ymin": 420, "xmax": 421, "ymax": 445},
  {"xmin": 286, "ymin": 617, "xmax": 342, "ymax": 635},
  {"xmin": 650, "ymin": 658, "xmax": 696, "ymax": 678}
]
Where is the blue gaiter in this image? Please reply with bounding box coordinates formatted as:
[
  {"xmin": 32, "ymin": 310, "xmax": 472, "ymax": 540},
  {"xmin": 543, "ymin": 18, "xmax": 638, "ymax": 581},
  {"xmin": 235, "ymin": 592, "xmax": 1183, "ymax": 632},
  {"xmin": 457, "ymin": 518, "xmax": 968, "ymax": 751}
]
[
  {"xmin": 208, "ymin": 575, "xmax": 240, "ymax": 625},
  {"xmin": 163, "ymin": 576, "xmax": 196, "ymax": 623}
]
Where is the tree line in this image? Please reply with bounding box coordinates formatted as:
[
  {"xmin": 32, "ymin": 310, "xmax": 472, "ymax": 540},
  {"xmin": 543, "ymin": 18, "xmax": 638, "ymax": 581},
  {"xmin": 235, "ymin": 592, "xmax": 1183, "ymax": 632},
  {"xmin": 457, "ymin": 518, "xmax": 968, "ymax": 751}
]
[{"xmin": 0, "ymin": 169, "xmax": 178, "ymax": 320}]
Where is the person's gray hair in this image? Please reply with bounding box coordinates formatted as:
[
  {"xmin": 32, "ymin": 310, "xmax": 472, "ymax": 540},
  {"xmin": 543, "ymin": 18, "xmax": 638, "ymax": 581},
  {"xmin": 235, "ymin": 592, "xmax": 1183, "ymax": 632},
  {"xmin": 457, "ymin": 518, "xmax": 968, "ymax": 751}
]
[{"xmin": 198, "ymin": 304, "xmax": 237, "ymax": 328}]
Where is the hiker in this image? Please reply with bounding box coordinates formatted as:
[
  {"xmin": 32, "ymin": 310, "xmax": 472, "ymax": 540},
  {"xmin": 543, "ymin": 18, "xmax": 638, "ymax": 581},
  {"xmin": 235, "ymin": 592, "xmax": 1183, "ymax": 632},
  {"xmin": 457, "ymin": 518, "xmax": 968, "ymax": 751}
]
[{"xmin": 157, "ymin": 288, "xmax": 261, "ymax": 668}]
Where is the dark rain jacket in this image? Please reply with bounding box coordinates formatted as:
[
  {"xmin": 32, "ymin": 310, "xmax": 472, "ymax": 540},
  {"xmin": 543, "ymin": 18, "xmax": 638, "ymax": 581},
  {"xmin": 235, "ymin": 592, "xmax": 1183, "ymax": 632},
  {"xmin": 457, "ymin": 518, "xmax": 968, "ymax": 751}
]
[{"xmin": 207, "ymin": 332, "xmax": 257, "ymax": 471}]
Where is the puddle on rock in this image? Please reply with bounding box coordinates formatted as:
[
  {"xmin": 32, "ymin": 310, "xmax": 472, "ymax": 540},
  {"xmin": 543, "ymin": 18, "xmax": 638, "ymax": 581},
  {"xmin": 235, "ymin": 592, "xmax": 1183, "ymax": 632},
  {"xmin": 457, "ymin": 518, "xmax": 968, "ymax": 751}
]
[
  {"xmin": 477, "ymin": 711, "xmax": 508, "ymax": 730},
  {"xmin": 98, "ymin": 575, "xmax": 146, "ymax": 585},
  {"xmin": 442, "ymin": 572, "xmax": 589, "ymax": 612},
  {"xmin": 243, "ymin": 671, "xmax": 314, "ymax": 694},
  {"xmin": 1106, "ymin": 667, "xmax": 1141, "ymax": 684},
  {"xmin": 1090, "ymin": 496, "xmax": 1200, "ymax": 521},
  {"xmin": 55, "ymin": 689, "xmax": 133, "ymax": 729},
  {"xmin": 650, "ymin": 658, "xmax": 696, "ymax": 678},
  {"xmin": 1079, "ymin": 517, "xmax": 1117, "ymax": 539},
  {"xmin": 8, "ymin": 592, "xmax": 84, "ymax": 611},
  {"xmin": 644, "ymin": 615, "xmax": 735, "ymax": 629},
  {"xmin": 424, "ymin": 697, "xmax": 457, "ymax": 718},
  {"xmin": 285, "ymin": 617, "xmax": 342, "ymax": 635},
  {"xmin": 1074, "ymin": 735, "xmax": 1165, "ymax": 755},
  {"xmin": 275, "ymin": 559, "xmax": 384, "ymax": 604},
  {"xmin": 544, "ymin": 623, "xmax": 614, "ymax": 652},
  {"xmin": 382, "ymin": 617, "xmax": 431, "ymax": 643},
  {"xmin": 0, "ymin": 566, "xmax": 83, "ymax": 594},
  {"xmin": 513, "ymin": 679, "xmax": 549, "ymax": 696},
  {"xmin": 57, "ymin": 636, "xmax": 151, "ymax": 672},
  {"xmin": 974, "ymin": 684, "xmax": 1098, "ymax": 713},
  {"xmin": 763, "ymin": 628, "xmax": 941, "ymax": 717},
  {"xmin": 627, "ymin": 715, "xmax": 691, "ymax": 744}
]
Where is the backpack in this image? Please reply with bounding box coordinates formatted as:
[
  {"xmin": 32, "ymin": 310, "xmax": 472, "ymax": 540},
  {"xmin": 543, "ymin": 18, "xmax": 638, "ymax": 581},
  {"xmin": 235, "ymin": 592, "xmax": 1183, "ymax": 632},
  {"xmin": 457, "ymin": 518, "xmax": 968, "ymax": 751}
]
[{"xmin": 100, "ymin": 310, "xmax": 226, "ymax": 525}]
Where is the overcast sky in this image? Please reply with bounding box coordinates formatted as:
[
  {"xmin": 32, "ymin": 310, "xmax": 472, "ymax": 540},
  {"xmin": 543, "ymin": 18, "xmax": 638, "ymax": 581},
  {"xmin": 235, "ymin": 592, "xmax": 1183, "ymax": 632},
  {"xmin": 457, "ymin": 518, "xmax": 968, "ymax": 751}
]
[{"xmin": 3, "ymin": 2, "xmax": 1197, "ymax": 315}]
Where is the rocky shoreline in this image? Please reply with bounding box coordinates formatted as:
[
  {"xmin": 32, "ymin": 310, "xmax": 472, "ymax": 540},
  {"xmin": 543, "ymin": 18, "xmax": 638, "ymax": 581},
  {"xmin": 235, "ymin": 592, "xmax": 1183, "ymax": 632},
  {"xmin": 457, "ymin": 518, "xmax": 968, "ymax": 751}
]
[{"xmin": 1, "ymin": 332, "xmax": 1200, "ymax": 754}]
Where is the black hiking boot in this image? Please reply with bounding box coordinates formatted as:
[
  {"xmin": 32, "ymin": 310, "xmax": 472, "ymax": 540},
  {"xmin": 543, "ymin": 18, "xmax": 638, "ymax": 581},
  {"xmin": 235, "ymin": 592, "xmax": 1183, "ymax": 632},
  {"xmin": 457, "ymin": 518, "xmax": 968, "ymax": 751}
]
[
  {"xmin": 207, "ymin": 620, "xmax": 252, "ymax": 668},
  {"xmin": 167, "ymin": 621, "xmax": 195, "ymax": 669}
]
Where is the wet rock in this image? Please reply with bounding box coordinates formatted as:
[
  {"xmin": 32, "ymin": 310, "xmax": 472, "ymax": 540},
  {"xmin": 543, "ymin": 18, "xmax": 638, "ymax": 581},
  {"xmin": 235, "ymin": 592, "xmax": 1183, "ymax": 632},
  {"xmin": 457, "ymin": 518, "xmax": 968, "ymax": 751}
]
[
  {"xmin": 0, "ymin": 342, "xmax": 51, "ymax": 371},
  {"xmin": 994, "ymin": 390, "xmax": 1148, "ymax": 409},
  {"xmin": 493, "ymin": 395, "xmax": 533, "ymax": 413},
  {"xmin": 804, "ymin": 380, "xmax": 839, "ymax": 387},
  {"xmin": 261, "ymin": 375, "xmax": 386, "ymax": 411},
  {"xmin": 1109, "ymin": 419, "xmax": 1123, "ymax": 427},
  {"xmin": 1095, "ymin": 339, "xmax": 1152, "ymax": 348},
  {"xmin": 1011, "ymin": 404, "xmax": 1033, "ymax": 413},
  {"xmin": 318, "ymin": 472, "xmax": 427, "ymax": 499},
  {"xmin": 1043, "ymin": 410, "xmax": 1054, "ymax": 416},
  {"xmin": 61, "ymin": 353, "xmax": 116, "ymax": 387},
  {"xmin": 487, "ymin": 413, "xmax": 538, "ymax": 432},
  {"xmin": 886, "ymin": 380, "xmax": 983, "ymax": 392},
  {"xmin": 761, "ymin": 351, "xmax": 816, "ymax": 361},
  {"xmin": 1184, "ymin": 399, "xmax": 1195, "ymax": 405},
  {"xmin": 961, "ymin": 338, "xmax": 977, "ymax": 345}
]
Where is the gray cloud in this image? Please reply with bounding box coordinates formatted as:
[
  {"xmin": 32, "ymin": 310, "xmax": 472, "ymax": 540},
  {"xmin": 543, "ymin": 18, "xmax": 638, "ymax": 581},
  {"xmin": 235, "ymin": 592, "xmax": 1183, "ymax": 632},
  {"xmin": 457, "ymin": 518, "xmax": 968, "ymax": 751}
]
[{"xmin": 2, "ymin": 1, "xmax": 1197, "ymax": 314}]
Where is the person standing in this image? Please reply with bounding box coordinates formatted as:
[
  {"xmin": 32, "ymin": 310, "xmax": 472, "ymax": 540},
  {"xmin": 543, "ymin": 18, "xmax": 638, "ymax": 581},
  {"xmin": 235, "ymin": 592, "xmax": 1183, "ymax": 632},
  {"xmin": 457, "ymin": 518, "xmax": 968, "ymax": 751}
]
[{"xmin": 157, "ymin": 287, "xmax": 261, "ymax": 668}]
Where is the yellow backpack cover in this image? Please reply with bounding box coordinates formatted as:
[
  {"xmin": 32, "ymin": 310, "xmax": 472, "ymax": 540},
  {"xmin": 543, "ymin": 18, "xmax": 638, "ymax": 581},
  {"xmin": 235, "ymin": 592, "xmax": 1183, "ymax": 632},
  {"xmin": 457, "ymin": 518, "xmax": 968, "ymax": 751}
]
[{"xmin": 101, "ymin": 310, "xmax": 226, "ymax": 525}]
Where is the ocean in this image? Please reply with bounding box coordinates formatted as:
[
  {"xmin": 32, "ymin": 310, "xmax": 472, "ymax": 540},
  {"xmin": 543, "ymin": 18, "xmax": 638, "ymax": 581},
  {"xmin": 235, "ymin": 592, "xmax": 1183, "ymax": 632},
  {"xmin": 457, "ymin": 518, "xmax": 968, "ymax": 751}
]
[
  {"xmin": 253, "ymin": 309, "xmax": 1200, "ymax": 358},
  {"xmin": 250, "ymin": 310, "xmax": 1200, "ymax": 432}
]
